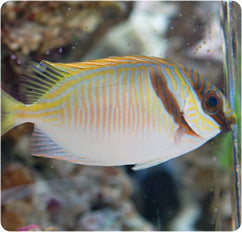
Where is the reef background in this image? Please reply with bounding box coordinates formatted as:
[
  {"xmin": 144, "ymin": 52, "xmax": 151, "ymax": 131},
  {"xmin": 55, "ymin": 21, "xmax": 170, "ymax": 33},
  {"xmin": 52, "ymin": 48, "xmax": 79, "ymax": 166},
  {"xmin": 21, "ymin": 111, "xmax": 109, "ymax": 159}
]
[{"xmin": 1, "ymin": 2, "xmax": 240, "ymax": 231}]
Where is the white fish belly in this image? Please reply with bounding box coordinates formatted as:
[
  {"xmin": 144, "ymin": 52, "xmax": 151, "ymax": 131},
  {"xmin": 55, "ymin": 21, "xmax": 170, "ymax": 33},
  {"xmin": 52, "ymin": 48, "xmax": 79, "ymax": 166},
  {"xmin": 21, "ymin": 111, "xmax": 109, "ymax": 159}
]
[{"xmin": 38, "ymin": 123, "xmax": 175, "ymax": 166}]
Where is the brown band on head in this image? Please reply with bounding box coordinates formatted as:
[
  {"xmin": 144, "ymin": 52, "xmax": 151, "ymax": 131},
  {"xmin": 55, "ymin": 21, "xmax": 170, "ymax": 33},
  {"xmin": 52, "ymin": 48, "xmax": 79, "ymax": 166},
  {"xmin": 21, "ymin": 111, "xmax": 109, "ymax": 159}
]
[
  {"xmin": 149, "ymin": 66, "xmax": 200, "ymax": 137},
  {"xmin": 149, "ymin": 66, "xmax": 180, "ymax": 124}
]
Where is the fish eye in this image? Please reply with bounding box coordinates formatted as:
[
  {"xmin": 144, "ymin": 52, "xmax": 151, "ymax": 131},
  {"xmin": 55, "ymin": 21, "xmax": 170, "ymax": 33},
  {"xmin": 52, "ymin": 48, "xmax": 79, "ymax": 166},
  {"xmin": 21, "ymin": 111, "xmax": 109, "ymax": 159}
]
[{"xmin": 202, "ymin": 91, "xmax": 222, "ymax": 114}]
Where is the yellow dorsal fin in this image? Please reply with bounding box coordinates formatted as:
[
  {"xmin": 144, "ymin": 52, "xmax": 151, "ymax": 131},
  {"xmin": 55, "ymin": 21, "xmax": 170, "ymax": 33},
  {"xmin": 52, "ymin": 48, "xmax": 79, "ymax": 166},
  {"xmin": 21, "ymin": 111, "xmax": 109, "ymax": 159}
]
[{"xmin": 53, "ymin": 55, "xmax": 176, "ymax": 71}]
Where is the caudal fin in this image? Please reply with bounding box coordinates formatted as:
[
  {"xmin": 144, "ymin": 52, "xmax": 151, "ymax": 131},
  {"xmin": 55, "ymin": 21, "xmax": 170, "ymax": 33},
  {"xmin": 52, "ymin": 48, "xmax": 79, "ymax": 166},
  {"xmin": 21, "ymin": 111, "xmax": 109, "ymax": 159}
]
[{"xmin": 1, "ymin": 90, "xmax": 24, "ymax": 135}]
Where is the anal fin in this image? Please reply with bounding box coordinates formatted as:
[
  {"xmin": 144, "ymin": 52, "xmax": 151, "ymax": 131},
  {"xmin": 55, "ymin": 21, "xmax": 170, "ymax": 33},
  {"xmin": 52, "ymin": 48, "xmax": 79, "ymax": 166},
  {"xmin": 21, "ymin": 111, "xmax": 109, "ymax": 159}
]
[
  {"xmin": 31, "ymin": 125, "xmax": 70, "ymax": 156},
  {"xmin": 31, "ymin": 125, "xmax": 105, "ymax": 166}
]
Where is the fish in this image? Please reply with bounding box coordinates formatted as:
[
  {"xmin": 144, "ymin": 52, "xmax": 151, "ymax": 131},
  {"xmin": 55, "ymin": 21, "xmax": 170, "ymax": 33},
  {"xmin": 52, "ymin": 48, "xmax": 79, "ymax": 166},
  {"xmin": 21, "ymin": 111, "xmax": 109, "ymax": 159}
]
[{"xmin": 1, "ymin": 56, "xmax": 236, "ymax": 170}]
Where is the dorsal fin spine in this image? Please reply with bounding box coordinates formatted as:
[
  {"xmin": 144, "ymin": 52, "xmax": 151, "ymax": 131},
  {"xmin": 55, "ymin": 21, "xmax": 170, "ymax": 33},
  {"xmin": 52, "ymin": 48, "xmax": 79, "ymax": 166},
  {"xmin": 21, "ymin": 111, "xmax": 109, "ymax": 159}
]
[{"xmin": 21, "ymin": 60, "xmax": 72, "ymax": 104}]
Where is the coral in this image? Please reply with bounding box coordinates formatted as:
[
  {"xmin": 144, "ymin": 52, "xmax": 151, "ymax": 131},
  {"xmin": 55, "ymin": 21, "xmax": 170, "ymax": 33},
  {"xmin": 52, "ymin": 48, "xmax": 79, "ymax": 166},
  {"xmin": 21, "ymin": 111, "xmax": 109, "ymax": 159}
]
[
  {"xmin": 1, "ymin": 164, "xmax": 35, "ymax": 230},
  {"xmin": 2, "ymin": 2, "xmax": 131, "ymax": 55},
  {"xmin": 78, "ymin": 201, "xmax": 155, "ymax": 230},
  {"xmin": 1, "ymin": 163, "xmax": 154, "ymax": 230},
  {"xmin": 1, "ymin": 163, "xmax": 34, "ymax": 190}
]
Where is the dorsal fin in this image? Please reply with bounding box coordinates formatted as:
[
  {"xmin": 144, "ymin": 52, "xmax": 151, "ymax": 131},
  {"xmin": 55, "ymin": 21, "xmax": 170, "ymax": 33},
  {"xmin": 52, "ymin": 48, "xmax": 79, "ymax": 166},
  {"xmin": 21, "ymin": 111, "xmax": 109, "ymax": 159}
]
[
  {"xmin": 20, "ymin": 60, "xmax": 80, "ymax": 104},
  {"xmin": 52, "ymin": 55, "xmax": 178, "ymax": 70}
]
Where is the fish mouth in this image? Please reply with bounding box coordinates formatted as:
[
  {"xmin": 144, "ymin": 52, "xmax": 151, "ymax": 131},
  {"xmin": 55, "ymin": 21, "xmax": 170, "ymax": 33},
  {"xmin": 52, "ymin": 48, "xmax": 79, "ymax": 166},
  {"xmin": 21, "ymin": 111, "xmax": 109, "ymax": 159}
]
[{"xmin": 222, "ymin": 114, "xmax": 236, "ymax": 133}]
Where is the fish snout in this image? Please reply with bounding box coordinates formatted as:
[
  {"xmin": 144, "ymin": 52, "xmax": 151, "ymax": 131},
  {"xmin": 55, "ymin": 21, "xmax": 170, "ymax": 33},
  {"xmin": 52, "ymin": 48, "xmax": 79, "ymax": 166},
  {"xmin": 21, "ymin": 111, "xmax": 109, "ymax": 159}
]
[{"xmin": 222, "ymin": 114, "xmax": 236, "ymax": 133}]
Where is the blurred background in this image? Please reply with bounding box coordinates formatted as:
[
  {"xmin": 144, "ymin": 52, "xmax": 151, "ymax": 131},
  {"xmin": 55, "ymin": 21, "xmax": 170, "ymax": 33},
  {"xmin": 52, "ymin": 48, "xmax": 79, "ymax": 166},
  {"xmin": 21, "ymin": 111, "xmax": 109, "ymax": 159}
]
[{"xmin": 1, "ymin": 1, "xmax": 241, "ymax": 231}]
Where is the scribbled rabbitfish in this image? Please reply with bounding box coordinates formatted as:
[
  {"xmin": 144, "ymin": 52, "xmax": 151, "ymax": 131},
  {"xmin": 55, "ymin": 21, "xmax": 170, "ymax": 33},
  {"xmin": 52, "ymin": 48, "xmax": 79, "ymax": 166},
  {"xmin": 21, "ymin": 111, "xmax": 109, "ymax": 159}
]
[{"xmin": 1, "ymin": 56, "xmax": 236, "ymax": 170}]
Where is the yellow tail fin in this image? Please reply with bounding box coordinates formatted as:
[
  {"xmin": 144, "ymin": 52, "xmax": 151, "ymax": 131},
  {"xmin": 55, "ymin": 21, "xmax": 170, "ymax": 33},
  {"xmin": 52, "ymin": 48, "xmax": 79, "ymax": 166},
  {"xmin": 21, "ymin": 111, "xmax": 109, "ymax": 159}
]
[{"xmin": 1, "ymin": 90, "xmax": 24, "ymax": 135}]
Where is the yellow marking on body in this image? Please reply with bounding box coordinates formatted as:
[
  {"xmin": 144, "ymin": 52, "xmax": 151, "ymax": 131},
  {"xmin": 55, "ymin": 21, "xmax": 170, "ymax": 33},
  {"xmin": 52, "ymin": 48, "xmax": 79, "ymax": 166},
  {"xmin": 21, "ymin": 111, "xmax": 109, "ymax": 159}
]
[
  {"xmin": 80, "ymin": 84, "xmax": 88, "ymax": 129},
  {"xmin": 187, "ymin": 112, "xmax": 199, "ymax": 118},
  {"xmin": 187, "ymin": 97, "xmax": 220, "ymax": 131},
  {"xmin": 164, "ymin": 67, "xmax": 177, "ymax": 91},
  {"xmin": 73, "ymin": 87, "xmax": 78, "ymax": 126},
  {"xmin": 26, "ymin": 106, "xmax": 65, "ymax": 125},
  {"xmin": 127, "ymin": 98, "xmax": 132, "ymax": 134},
  {"xmin": 108, "ymin": 73, "xmax": 113, "ymax": 135},
  {"xmin": 126, "ymin": 68, "xmax": 135, "ymax": 134},
  {"xmin": 138, "ymin": 68, "xmax": 145, "ymax": 133},
  {"xmin": 187, "ymin": 106, "xmax": 196, "ymax": 111},
  {"xmin": 163, "ymin": 110, "xmax": 167, "ymax": 132},
  {"xmin": 102, "ymin": 78, "xmax": 107, "ymax": 136},
  {"xmin": 95, "ymin": 78, "xmax": 101, "ymax": 133},
  {"xmin": 127, "ymin": 68, "xmax": 136, "ymax": 134},
  {"xmin": 133, "ymin": 76, "xmax": 140, "ymax": 135},
  {"xmin": 122, "ymin": 69, "xmax": 127, "ymax": 132},
  {"xmin": 43, "ymin": 70, "xmax": 105, "ymax": 102},
  {"xmin": 65, "ymin": 91, "xmax": 72, "ymax": 127},
  {"xmin": 151, "ymin": 98, "xmax": 158, "ymax": 130},
  {"xmin": 167, "ymin": 114, "xmax": 174, "ymax": 136},
  {"xmin": 130, "ymin": 91, "xmax": 136, "ymax": 134},
  {"xmin": 174, "ymin": 68, "xmax": 192, "ymax": 100},
  {"xmin": 156, "ymin": 100, "xmax": 164, "ymax": 133},
  {"xmin": 116, "ymin": 69, "xmax": 122, "ymax": 133},
  {"xmin": 144, "ymin": 69, "xmax": 152, "ymax": 134},
  {"xmin": 88, "ymin": 80, "xmax": 94, "ymax": 131},
  {"xmin": 17, "ymin": 95, "xmax": 68, "ymax": 126}
]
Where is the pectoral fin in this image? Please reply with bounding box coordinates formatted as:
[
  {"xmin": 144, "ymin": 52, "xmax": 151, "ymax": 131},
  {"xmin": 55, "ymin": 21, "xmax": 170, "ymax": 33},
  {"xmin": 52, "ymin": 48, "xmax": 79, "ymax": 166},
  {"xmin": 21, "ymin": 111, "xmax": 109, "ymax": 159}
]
[{"xmin": 175, "ymin": 113, "xmax": 201, "ymax": 145}]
